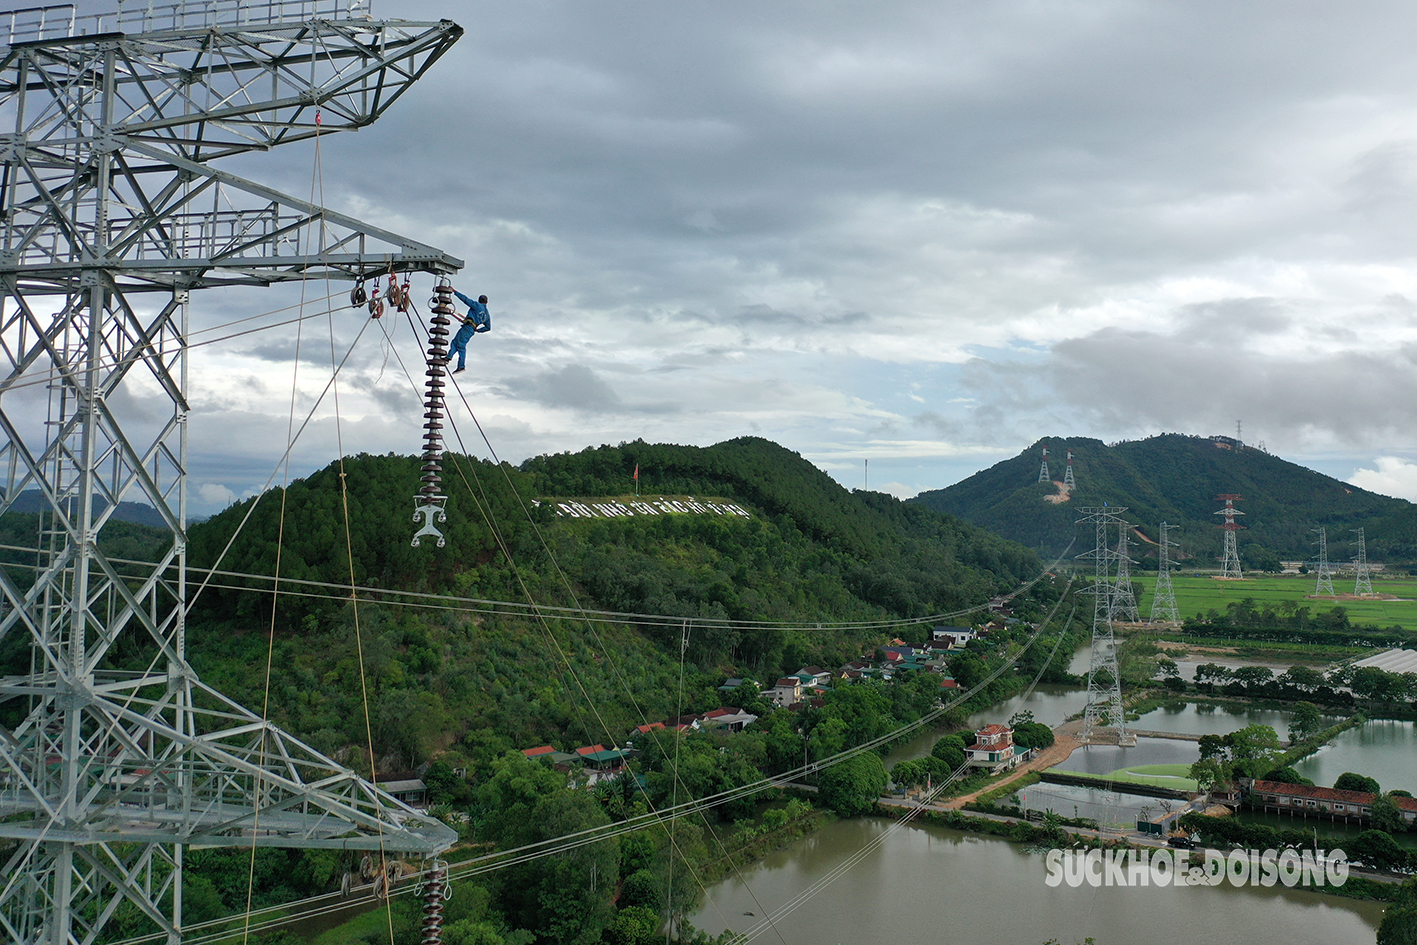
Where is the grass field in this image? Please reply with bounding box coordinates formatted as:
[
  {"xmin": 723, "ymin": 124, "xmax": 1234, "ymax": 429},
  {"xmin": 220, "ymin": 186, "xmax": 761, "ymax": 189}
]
[
  {"xmin": 1130, "ymin": 572, "xmax": 1417, "ymax": 628},
  {"xmin": 1104, "ymin": 763, "xmax": 1200, "ymax": 791}
]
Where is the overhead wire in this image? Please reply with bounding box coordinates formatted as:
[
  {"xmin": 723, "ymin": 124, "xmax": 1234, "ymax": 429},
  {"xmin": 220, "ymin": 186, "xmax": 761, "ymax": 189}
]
[
  {"xmin": 20, "ymin": 257, "xmax": 1080, "ymax": 943},
  {"xmin": 140, "ymin": 572, "xmax": 1078, "ymax": 945},
  {"xmin": 384, "ymin": 296, "xmax": 755, "ymax": 936}
]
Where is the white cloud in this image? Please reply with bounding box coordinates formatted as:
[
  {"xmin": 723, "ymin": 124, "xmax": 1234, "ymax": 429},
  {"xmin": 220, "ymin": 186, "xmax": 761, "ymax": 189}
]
[
  {"xmin": 197, "ymin": 483, "xmax": 236, "ymax": 509},
  {"xmin": 1348, "ymin": 457, "xmax": 1417, "ymax": 502}
]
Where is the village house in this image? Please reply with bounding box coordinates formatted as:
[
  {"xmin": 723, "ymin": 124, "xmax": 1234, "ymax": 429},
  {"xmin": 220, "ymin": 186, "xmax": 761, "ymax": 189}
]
[
  {"xmin": 932, "ymin": 625, "xmax": 976, "ymax": 649},
  {"xmin": 766, "ymin": 676, "xmax": 803, "ymax": 707},
  {"xmin": 700, "ymin": 707, "xmax": 759, "ymax": 732},
  {"xmin": 522, "ymin": 745, "xmax": 579, "ymax": 769},
  {"xmin": 379, "ymin": 778, "xmax": 429, "ymax": 809},
  {"xmin": 964, "ymin": 723, "xmax": 1028, "ymax": 774},
  {"xmin": 794, "ymin": 666, "xmax": 834, "ymax": 688}
]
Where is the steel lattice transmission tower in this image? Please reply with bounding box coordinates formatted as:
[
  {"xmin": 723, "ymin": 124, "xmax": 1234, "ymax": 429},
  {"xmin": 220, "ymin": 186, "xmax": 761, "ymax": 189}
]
[
  {"xmin": 1149, "ymin": 522, "xmax": 1180, "ymax": 624},
  {"xmin": 1110, "ymin": 524, "xmax": 1139, "ymax": 622},
  {"xmin": 1353, "ymin": 527, "xmax": 1374, "ymax": 597},
  {"xmin": 1077, "ymin": 507, "xmax": 1134, "ymax": 746},
  {"xmin": 1313, "ymin": 526, "xmax": 1335, "ymax": 596},
  {"xmin": 1063, "ymin": 448, "xmax": 1075, "ymax": 488},
  {"xmin": 1038, "ymin": 443, "xmax": 1050, "ymax": 482},
  {"xmin": 0, "ymin": 4, "xmax": 462, "ymax": 942},
  {"xmin": 1215, "ymin": 493, "xmax": 1244, "ymax": 579}
]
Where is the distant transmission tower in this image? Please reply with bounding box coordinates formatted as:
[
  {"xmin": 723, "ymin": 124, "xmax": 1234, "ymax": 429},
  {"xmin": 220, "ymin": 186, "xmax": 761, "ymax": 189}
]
[
  {"xmin": 1064, "ymin": 449, "xmax": 1076, "ymax": 488},
  {"xmin": 1215, "ymin": 494, "xmax": 1244, "ymax": 579},
  {"xmin": 1039, "ymin": 444, "xmax": 1051, "ymax": 482},
  {"xmin": 1313, "ymin": 527, "xmax": 1335, "ymax": 596},
  {"xmin": 1111, "ymin": 525, "xmax": 1140, "ymax": 622},
  {"xmin": 1353, "ymin": 527, "xmax": 1374, "ymax": 596},
  {"xmin": 1078, "ymin": 507, "xmax": 1135, "ymax": 746},
  {"xmin": 1150, "ymin": 523, "xmax": 1181, "ymax": 624}
]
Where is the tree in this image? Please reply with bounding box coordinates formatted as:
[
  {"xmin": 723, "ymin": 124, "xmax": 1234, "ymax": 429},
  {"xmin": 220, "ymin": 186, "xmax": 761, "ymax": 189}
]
[
  {"xmin": 1227, "ymin": 724, "xmax": 1281, "ymax": 777},
  {"xmin": 1334, "ymin": 772, "xmax": 1381, "ymax": 795},
  {"xmin": 1378, "ymin": 905, "xmax": 1417, "ymax": 945},
  {"xmin": 890, "ymin": 759, "xmax": 923, "ymax": 790},
  {"xmin": 1372, "ymin": 794, "xmax": 1406, "ymax": 834},
  {"xmin": 604, "ymin": 906, "xmax": 661, "ymax": 945},
  {"xmin": 1197, "ymin": 733, "xmax": 1228, "ymax": 761},
  {"xmin": 1232, "ymin": 666, "xmax": 1274, "ymax": 689},
  {"xmin": 475, "ymin": 752, "xmax": 619, "ymax": 944},
  {"xmin": 1012, "ymin": 721, "xmax": 1055, "ymax": 751},
  {"xmin": 1287, "ymin": 702, "xmax": 1322, "ymax": 744},
  {"xmin": 1189, "ymin": 757, "xmax": 1230, "ymax": 793},
  {"xmin": 1282, "ymin": 665, "xmax": 1323, "ymax": 692},
  {"xmin": 818, "ymin": 753, "xmax": 888, "ymax": 817},
  {"xmin": 1352, "ymin": 830, "xmax": 1406, "ymax": 872},
  {"xmin": 1265, "ymin": 766, "xmax": 1313, "ymax": 786},
  {"xmin": 931, "ymin": 734, "xmax": 967, "ymax": 771},
  {"xmin": 950, "ymin": 652, "xmax": 987, "ymax": 690}
]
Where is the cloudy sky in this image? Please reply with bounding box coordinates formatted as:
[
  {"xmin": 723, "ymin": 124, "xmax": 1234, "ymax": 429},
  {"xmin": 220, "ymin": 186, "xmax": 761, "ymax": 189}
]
[{"xmin": 162, "ymin": 0, "xmax": 1417, "ymax": 514}]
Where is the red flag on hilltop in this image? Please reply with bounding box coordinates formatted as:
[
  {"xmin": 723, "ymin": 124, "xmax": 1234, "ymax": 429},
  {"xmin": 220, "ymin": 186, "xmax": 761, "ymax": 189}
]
[{"xmin": 633, "ymin": 465, "xmax": 639, "ymax": 481}]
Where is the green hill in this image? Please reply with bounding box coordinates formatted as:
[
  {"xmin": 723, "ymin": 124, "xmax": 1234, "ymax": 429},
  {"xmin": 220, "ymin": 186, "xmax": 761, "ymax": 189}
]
[
  {"xmin": 172, "ymin": 436, "xmax": 1049, "ymax": 768},
  {"xmin": 908, "ymin": 433, "xmax": 1417, "ymax": 566}
]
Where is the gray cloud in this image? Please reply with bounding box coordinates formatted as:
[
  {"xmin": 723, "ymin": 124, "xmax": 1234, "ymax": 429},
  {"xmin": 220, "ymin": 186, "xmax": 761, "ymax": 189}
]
[
  {"xmin": 123, "ymin": 0, "xmax": 1417, "ymax": 513},
  {"xmin": 502, "ymin": 365, "xmax": 623, "ymax": 412}
]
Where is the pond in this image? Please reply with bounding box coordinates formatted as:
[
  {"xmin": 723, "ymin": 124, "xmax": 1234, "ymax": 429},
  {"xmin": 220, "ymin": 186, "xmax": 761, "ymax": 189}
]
[{"xmin": 691, "ymin": 817, "xmax": 1383, "ymax": 944}]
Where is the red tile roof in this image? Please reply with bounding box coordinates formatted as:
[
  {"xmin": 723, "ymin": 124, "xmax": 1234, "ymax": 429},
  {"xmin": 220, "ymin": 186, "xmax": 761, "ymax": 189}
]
[
  {"xmin": 521, "ymin": 745, "xmax": 555, "ymax": 758},
  {"xmin": 1251, "ymin": 780, "xmax": 1373, "ymax": 805},
  {"xmin": 976, "ymin": 723, "xmax": 1012, "ymax": 737},
  {"xmin": 575, "ymin": 744, "xmax": 607, "ymax": 756}
]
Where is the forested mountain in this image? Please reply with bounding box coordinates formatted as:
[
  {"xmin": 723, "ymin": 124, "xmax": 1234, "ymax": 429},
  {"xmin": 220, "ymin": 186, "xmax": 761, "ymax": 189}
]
[
  {"xmin": 909, "ymin": 433, "xmax": 1417, "ymax": 566},
  {"xmin": 3, "ymin": 488, "xmax": 168, "ymax": 527},
  {"xmin": 1, "ymin": 438, "xmax": 1073, "ymax": 943},
  {"xmin": 165, "ymin": 437, "xmax": 1044, "ymax": 767}
]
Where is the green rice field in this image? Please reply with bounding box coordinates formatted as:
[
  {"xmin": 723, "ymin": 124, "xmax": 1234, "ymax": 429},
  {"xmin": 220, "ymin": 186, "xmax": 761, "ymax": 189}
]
[{"xmin": 1130, "ymin": 572, "xmax": 1417, "ymax": 628}]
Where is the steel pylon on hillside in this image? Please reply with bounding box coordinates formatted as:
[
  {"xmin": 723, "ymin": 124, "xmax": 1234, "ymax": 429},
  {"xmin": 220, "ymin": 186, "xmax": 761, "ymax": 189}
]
[
  {"xmin": 1313, "ymin": 527, "xmax": 1335, "ymax": 596},
  {"xmin": 1149, "ymin": 522, "xmax": 1180, "ymax": 625},
  {"xmin": 1077, "ymin": 507, "xmax": 1134, "ymax": 746},
  {"xmin": 0, "ymin": 4, "xmax": 461, "ymax": 942},
  {"xmin": 1038, "ymin": 444, "xmax": 1050, "ymax": 483}
]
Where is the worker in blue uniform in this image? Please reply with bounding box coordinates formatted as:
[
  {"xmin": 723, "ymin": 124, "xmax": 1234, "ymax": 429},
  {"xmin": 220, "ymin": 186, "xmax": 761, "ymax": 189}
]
[{"xmin": 446, "ymin": 291, "xmax": 490, "ymax": 373}]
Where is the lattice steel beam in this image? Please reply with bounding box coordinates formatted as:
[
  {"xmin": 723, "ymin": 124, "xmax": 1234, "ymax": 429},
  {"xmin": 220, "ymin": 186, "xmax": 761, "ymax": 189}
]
[{"xmin": 0, "ymin": 4, "xmax": 462, "ymax": 942}]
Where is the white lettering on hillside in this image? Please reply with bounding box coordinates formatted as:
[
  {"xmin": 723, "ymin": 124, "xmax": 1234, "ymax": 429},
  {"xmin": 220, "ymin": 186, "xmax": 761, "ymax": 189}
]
[{"xmin": 552, "ymin": 497, "xmax": 750, "ymax": 520}]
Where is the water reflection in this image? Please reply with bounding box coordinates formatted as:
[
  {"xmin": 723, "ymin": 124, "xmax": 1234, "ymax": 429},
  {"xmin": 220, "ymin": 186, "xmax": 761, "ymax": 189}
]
[
  {"xmin": 692, "ymin": 818, "xmax": 1382, "ymax": 944},
  {"xmin": 1292, "ymin": 719, "xmax": 1417, "ymax": 793},
  {"xmin": 1053, "ymin": 739, "xmax": 1198, "ymax": 774}
]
